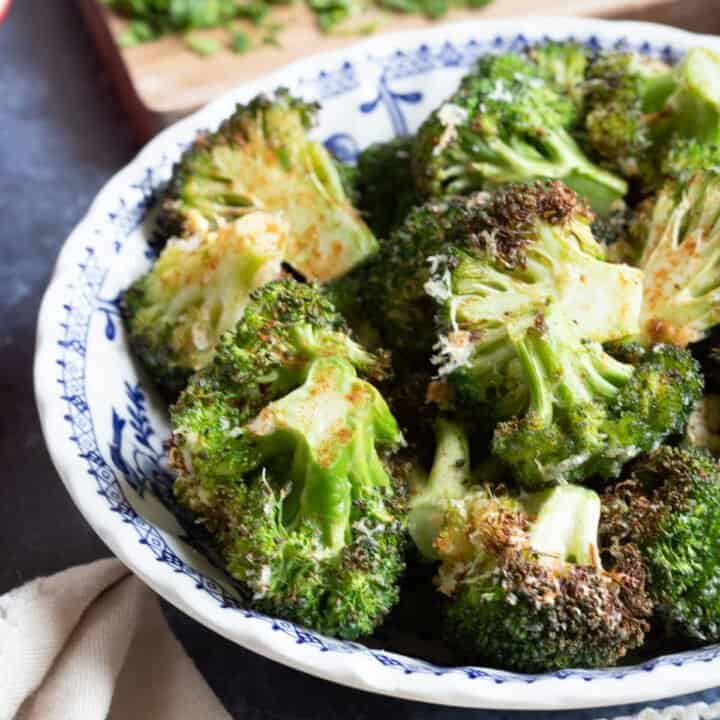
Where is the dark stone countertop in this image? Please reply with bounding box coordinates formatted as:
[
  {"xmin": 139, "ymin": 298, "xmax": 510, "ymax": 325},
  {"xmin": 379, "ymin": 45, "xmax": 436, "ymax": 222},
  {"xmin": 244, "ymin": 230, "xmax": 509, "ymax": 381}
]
[{"xmin": 2, "ymin": 3, "xmax": 719, "ymax": 718}]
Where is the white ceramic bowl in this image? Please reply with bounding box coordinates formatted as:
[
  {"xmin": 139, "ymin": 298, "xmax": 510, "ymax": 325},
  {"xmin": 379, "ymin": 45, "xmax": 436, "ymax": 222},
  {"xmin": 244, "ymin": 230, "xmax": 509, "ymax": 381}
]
[{"xmin": 35, "ymin": 16, "xmax": 720, "ymax": 710}]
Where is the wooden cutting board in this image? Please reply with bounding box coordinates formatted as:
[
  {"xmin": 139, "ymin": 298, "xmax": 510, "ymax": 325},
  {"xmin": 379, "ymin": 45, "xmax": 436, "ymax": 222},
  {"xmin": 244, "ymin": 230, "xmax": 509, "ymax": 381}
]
[{"xmin": 77, "ymin": 0, "xmax": 714, "ymax": 141}]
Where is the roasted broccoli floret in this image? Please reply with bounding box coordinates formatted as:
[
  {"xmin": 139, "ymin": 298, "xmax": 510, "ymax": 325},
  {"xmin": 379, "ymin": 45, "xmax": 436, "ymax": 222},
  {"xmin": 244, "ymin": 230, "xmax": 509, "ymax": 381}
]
[
  {"xmin": 366, "ymin": 181, "xmax": 701, "ymax": 487},
  {"xmin": 423, "ymin": 182, "xmax": 699, "ymax": 487},
  {"xmin": 492, "ymin": 333, "xmax": 703, "ymax": 489},
  {"xmin": 122, "ymin": 212, "xmax": 287, "ymax": 396},
  {"xmin": 601, "ymin": 446, "xmax": 720, "ymax": 644},
  {"xmin": 660, "ymin": 138, "xmax": 720, "ymax": 184},
  {"xmin": 582, "ymin": 50, "xmax": 674, "ymax": 183},
  {"xmin": 368, "ymin": 181, "xmax": 641, "ymax": 362},
  {"xmin": 353, "ymin": 136, "xmax": 420, "ymax": 239},
  {"xmin": 408, "ymin": 418, "xmax": 471, "ymax": 560},
  {"xmin": 582, "ymin": 48, "xmax": 720, "ymax": 188},
  {"xmin": 413, "ymin": 52, "xmax": 627, "ymax": 215},
  {"xmin": 437, "ymin": 484, "xmax": 651, "ymax": 671},
  {"xmin": 425, "ymin": 182, "xmax": 643, "ymax": 419},
  {"xmin": 170, "ymin": 279, "xmax": 387, "ymax": 481},
  {"xmin": 365, "ymin": 196, "xmax": 482, "ymax": 359},
  {"xmin": 628, "ymin": 172, "xmax": 720, "ymax": 346},
  {"xmin": 157, "ymin": 89, "xmax": 376, "ymax": 281},
  {"xmin": 170, "ymin": 280, "xmax": 404, "ymax": 639},
  {"xmin": 526, "ymin": 40, "xmax": 589, "ymax": 113}
]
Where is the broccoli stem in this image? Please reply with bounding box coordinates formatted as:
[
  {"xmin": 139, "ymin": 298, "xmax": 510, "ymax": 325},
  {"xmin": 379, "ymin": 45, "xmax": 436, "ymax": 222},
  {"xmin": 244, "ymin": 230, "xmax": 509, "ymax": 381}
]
[
  {"xmin": 451, "ymin": 224, "xmax": 643, "ymax": 347},
  {"xmin": 294, "ymin": 445, "xmax": 353, "ymax": 553},
  {"xmin": 467, "ymin": 129, "xmax": 628, "ymax": 217},
  {"xmin": 248, "ymin": 356, "xmax": 400, "ymax": 555},
  {"xmin": 637, "ymin": 171, "xmax": 720, "ymax": 345},
  {"xmin": 540, "ymin": 132, "xmax": 629, "ymax": 217},
  {"xmin": 291, "ymin": 324, "xmax": 382, "ymax": 378},
  {"xmin": 516, "ymin": 314, "xmax": 633, "ymax": 426},
  {"xmin": 526, "ymin": 484, "xmax": 601, "ymax": 567},
  {"xmin": 428, "ymin": 418, "xmax": 471, "ymax": 496},
  {"xmin": 408, "ymin": 418, "xmax": 471, "ymax": 560}
]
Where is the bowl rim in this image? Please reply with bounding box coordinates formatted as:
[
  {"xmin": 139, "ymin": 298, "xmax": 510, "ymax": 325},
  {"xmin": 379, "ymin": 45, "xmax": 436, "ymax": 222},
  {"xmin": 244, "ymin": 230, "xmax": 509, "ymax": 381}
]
[{"xmin": 34, "ymin": 15, "xmax": 720, "ymax": 710}]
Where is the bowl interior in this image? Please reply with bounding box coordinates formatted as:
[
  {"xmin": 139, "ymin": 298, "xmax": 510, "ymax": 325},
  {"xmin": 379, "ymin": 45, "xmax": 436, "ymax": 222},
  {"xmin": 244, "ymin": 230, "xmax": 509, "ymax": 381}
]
[{"xmin": 38, "ymin": 18, "xmax": 720, "ymax": 708}]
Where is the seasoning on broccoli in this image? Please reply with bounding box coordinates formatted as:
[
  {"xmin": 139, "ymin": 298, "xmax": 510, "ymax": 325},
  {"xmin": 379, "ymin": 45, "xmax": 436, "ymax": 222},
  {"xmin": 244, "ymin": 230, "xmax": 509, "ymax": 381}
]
[
  {"xmin": 121, "ymin": 212, "xmax": 287, "ymax": 397},
  {"xmin": 170, "ymin": 280, "xmax": 404, "ymax": 639},
  {"xmin": 625, "ymin": 171, "xmax": 720, "ymax": 347},
  {"xmin": 157, "ymin": 90, "xmax": 377, "ymax": 282},
  {"xmin": 437, "ymin": 484, "xmax": 651, "ymax": 671}
]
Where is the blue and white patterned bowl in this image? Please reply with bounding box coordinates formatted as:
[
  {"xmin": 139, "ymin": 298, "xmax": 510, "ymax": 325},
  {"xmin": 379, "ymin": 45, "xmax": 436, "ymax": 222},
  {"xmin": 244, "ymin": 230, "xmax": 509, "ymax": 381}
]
[{"xmin": 34, "ymin": 17, "xmax": 720, "ymax": 710}]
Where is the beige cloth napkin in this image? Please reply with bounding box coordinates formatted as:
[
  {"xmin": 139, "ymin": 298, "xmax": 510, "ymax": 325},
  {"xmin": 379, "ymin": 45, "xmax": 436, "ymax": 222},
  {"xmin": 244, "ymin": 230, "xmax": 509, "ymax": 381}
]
[{"xmin": 0, "ymin": 558, "xmax": 231, "ymax": 720}]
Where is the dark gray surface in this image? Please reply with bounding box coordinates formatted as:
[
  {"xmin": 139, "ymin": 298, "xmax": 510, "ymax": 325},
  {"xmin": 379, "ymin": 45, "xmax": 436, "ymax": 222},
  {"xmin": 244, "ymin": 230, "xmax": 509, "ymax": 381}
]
[{"xmin": 2, "ymin": 2, "xmax": 719, "ymax": 718}]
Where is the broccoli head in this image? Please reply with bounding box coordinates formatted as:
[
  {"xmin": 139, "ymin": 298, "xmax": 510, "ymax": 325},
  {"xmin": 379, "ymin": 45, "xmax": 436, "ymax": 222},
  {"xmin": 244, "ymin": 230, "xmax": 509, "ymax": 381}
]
[
  {"xmin": 492, "ymin": 331, "xmax": 703, "ymax": 489},
  {"xmin": 353, "ymin": 136, "xmax": 420, "ymax": 238},
  {"xmin": 601, "ymin": 446, "xmax": 720, "ymax": 644},
  {"xmin": 426, "ymin": 182, "xmax": 643, "ymax": 423},
  {"xmin": 369, "ymin": 181, "xmax": 641, "ymax": 363},
  {"xmin": 170, "ymin": 279, "xmax": 387, "ymax": 485},
  {"xmin": 582, "ymin": 48, "xmax": 720, "ymax": 188},
  {"xmin": 121, "ymin": 212, "xmax": 287, "ymax": 396},
  {"xmin": 171, "ymin": 282, "xmax": 404, "ymax": 639},
  {"xmin": 370, "ymin": 181, "xmax": 699, "ymax": 487},
  {"xmin": 157, "ymin": 89, "xmax": 376, "ymax": 281},
  {"xmin": 437, "ymin": 484, "xmax": 651, "ymax": 671},
  {"xmin": 413, "ymin": 52, "xmax": 627, "ymax": 216},
  {"xmin": 582, "ymin": 50, "xmax": 674, "ymax": 183},
  {"xmin": 660, "ymin": 138, "xmax": 720, "ymax": 184},
  {"xmin": 627, "ymin": 171, "xmax": 720, "ymax": 347},
  {"xmin": 526, "ymin": 40, "xmax": 589, "ymax": 113}
]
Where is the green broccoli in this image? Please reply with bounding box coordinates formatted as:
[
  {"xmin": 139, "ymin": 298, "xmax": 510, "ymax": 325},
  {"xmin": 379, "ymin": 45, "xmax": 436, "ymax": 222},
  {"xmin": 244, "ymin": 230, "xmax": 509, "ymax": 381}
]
[
  {"xmin": 428, "ymin": 186, "xmax": 643, "ymax": 420},
  {"xmin": 582, "ymin": 48, "xmax": 720, "ymax": 188},
  {"xmin": 627, "ymin": 171, "xmax": 720, "ymax": 347},
  {"xmin": 407, "ymin": 418, "xmax": 471, "ymax": 561},
  {"xmin": 491, "ymin": 331, "xmax": 703, "ymax": 489},
  {"xmin": 413, "ymin": 52, "xmax": 627, "ymax": 215},
  {"xmin": 601, "ymin": 446, "xmax": 720, "ymax": 644},
  {"xmin": 170, "ymin": 280, "xmax": 387, "ymax": 474},
  {"xmin": 362, "ymin": 197, "xmax": 474, "ymax": 359},
  {"xmin": 582, "ymin": 50, "xmax": 674, "ymax": 183},
  {"xmin": 353, "ymin": 136, "xmax": 419, "ymax": 238},
  {"xmin": 526, "ymin": 40, "xmax": 589, "ymax": 113},
  {"xmin": 660, "ymin": 138, "xmax": 720, "ymax": 184},
  {"xmin": 170, "ymin": 280, "xmax": 404, "ymax": 639},
  {"xmin": 421, "ymin": 182, "xmax": 700, "ymax": 487},
  {"xmin": 368, "ymin": 181, "xmax": 641, "ymax": 363},
  {"xmin": 121, "ymin": 212, "xmax": 287, "ymax": 396},
  {"xmin": 157, "ymin": 89, "xmax": 376, "ymax": 281},
  {"xmin": 436, "ymin": 484, "xmax": 651, "ymax": 671}
]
